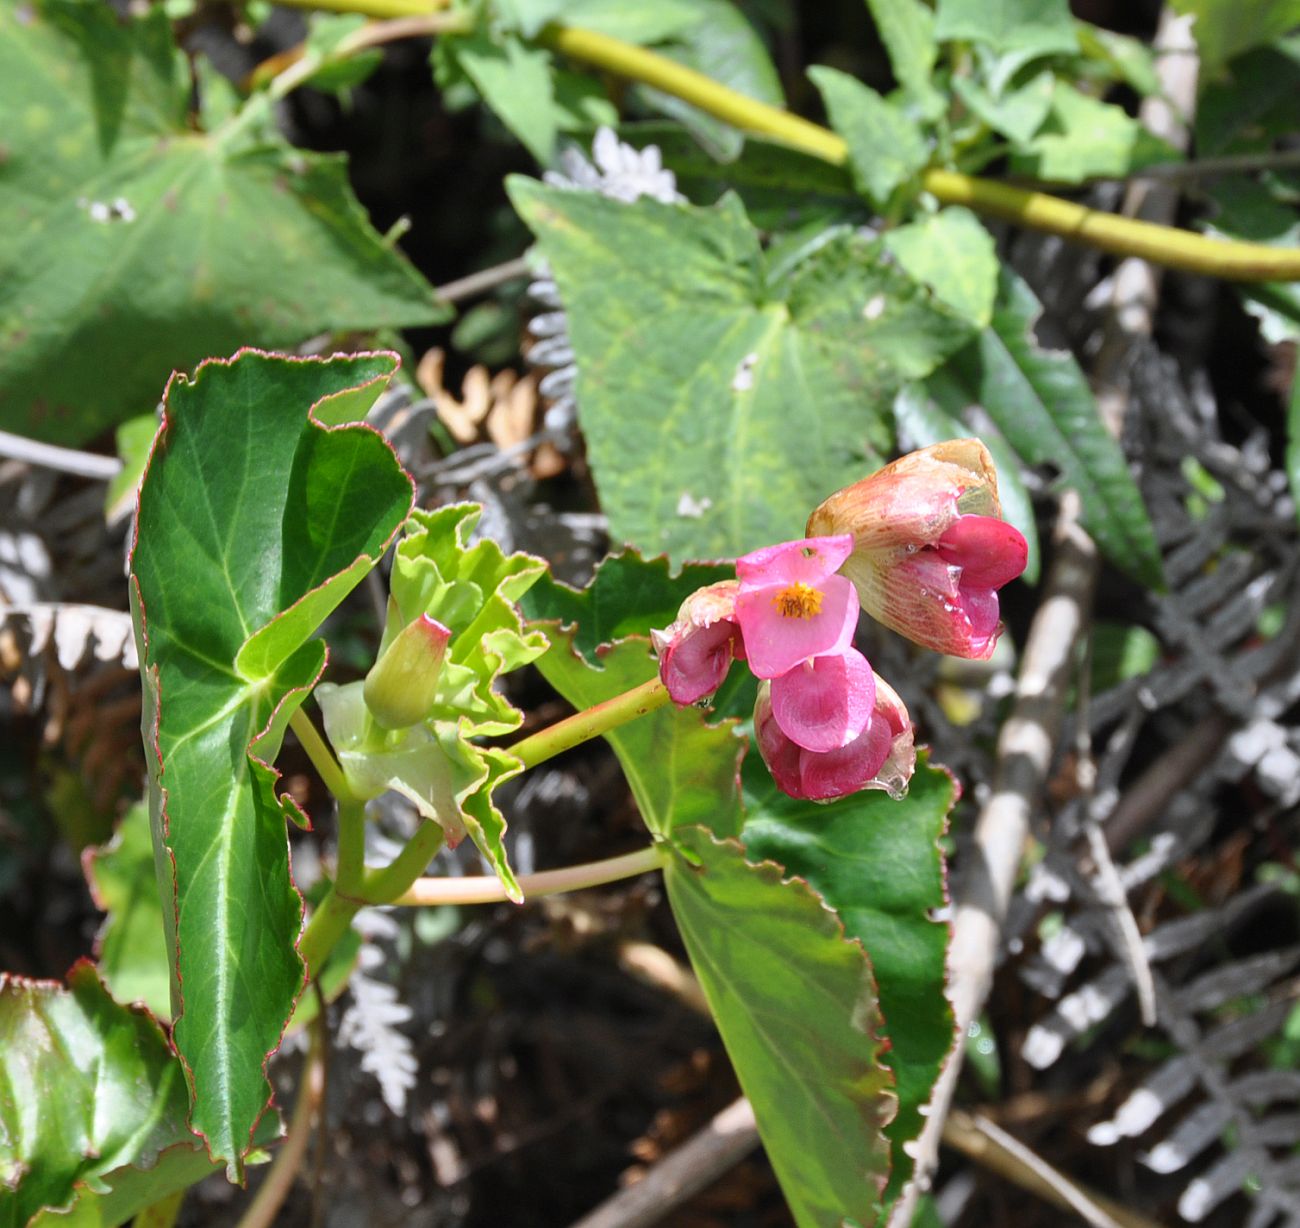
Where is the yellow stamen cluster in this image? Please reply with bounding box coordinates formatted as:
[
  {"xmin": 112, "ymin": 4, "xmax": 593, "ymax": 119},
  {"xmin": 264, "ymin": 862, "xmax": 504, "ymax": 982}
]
[{"xmin": 772, "ymin": 582, "xmax": 823, "ymax": 619}]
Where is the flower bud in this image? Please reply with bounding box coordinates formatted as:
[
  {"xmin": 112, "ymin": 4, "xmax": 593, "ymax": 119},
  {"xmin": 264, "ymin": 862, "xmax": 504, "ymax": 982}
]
[
  {"xmin": 806, "ymin": 440, "xmax": 1027, "ymax": 659},
  {"xmin": 363, "ymin": 614, "xmax": 452, "ymax": 730},
  {"xmin": 651, "ymin": 581, "xmax": 744, "ymax": 705}
]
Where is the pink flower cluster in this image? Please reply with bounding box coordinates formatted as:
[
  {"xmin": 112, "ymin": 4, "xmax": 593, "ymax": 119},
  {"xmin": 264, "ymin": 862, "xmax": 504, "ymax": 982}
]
[{"xmin": 652, "ymin": 440, "xmax": 1029, "ymax": 803}]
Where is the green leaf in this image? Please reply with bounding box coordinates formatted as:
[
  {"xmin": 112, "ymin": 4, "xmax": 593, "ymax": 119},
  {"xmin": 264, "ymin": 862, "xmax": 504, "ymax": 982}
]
[
  {"xmin": 929, "ymin": 269, "xmax": 1163, "ymax": 587},
  {"xmin": 637, "ymin": 0, "xmax": 784, "ymax": 161},
  {"xmin": 664, "ymin": 828, "xmax": 894, "ymax": 1228},
  {"xmin": 522, "ymin": 547, "xmax": 732, "ymax": 663},
  {"xmin": 740, "ymin": 754, "xmax": 955, "ymax": 1209},
  {"xmin": 85, "ymin": 802, "xmax": 171, "ymax": 1021},
  {"xmin": 449, "ymin": 28, "xmax": 559, "ymax": 163},
  {"xmin": 934, "ymin": 0, "xmax": 1079, "ymax": 57},
  {"xmin": 105, "ymin": 414, "xmax": 157, "ymax": 524},
  {"xmin": 0, "ymin": 0, "xmax": 443, "ymax": 446},
  {"xmin": 1289, "ymin": 358, "xmax": 1300, "ymax": 528},
  {"xmin": 863, "ymin": 0, "xmax": 943, "ymax": 113},
  {"xmin": 952, "ymin": 71, "xmax": 1054, "ymax": 144},
  {"xmin": 1170, "ymin": 0, "xmax": 1300, "ymax": 75},
  {"xmin": 1196, "ymin": 39, "xmax": 1300, "ymax": 156},
  {"xmin": 318, "ymin": 503, "xmax": 548, "ymax": 898},
  {"xmin": 882, "ymin": 207, "xmax": 998, "ymax": 328},
  {"xmin": 509, "ymin": 180, "xmax": 975, "ymax": 562},
  {"xmin": 130, "ymin": 350, "xmax": 414, "ymax": 1179},
  {"xmin": 810, "ymin": 66, "xmax": 930, "ymax": 209},
  {"xmin": 0, "ymin": 961, "xmax": 193, "ymax": 1227},
  {"xmin": 1075, "ymin": 22, "xmax": 1161, "ymax": 96},
  {"xmin": 893, "ymin": 383, "xmax": 1041, "ymax": 584},
  {"xmin": 1010, "ymin": 82, "xmax": 1176, "ymax": 182}
]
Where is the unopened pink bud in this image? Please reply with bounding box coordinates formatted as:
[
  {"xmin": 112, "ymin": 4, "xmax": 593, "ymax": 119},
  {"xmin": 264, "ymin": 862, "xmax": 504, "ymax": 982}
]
[
  {"xmin": 363, "ymin": 614, "xmax": 452, "ymax": 729},
  {"xmin": 652, "ymin": 581, "xmax": 744, "ymax": 705}
]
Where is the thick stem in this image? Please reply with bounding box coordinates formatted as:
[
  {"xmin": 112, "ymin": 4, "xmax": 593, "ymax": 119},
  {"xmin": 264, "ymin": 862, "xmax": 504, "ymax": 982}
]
[
  {"xmin": 395, "ymin": 845, "xmax": 667, "ymax": 905},
  {"xmin": 297, "ymin": 886, "xmax": 362, "ymax": 979},
  {"xmin": 333, "ymin": 797, "xmax": 368, "ymax": 897},
  {"xmin": 509, "ymin": 677, "xmax": 672, "ymax": 770},
  {"xmin": 359, "ymin": 818, "xmax": 446, "ymax": 904},
  {"xmin": 289, "ymin": 707, "xmax": 355, "ymax": 805},
  {"xmin": 535, "ymin": 24, "xmax": 1300, "ymax": 283}
]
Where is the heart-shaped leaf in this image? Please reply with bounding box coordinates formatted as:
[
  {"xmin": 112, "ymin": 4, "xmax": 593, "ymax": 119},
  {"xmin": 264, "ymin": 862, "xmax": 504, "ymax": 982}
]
[{"xmin": 129, "ymin": 349, "xmax": 413, "ymax": 1179}]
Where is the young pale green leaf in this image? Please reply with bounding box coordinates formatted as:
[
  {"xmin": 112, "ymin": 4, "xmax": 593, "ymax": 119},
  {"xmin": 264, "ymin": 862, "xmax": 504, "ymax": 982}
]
[
  {"xmin": 449, "ymin": 29, "xmax": 560, "ymax": 164},
  {"xmin": 740, "ymin": 753, "xmax": 956, "ymax": 1210},
  {"xmin": 85, "ymin": 803, "xmax": 171, "ymax": 1021},
  {"xmin": 929, "ymin": 269, "xmax": 1164, "ymax": 587},
  {"xmin": 636, "ymin": 0, "xmax": 785, "ymax": 161},
  {"xmin": 0, "ymin": 0, "xmax": 443, "ymax": 446},
  {"xmin": 952, "ymin": 71, "xmax": 1055, "ymax": 145},
  {"xmin": 810, "ymin": 66, "xmax": 930, "ymax": 209},
  {"xmin": 863, "ymin": 0, "xmax": 944, "ymax": 114},
  {"xmin": 510, "ymin": 180, "xmax": 975, "ymax": 562},
  {"xmin": 0, "ymin": 961, "xmax": 193, "ymax": 1227},
  {"xmin": 664, "ymin": 828, "xmax": 894, "ymax": 1228},
  {"xmin": 934, "ymin": 0, "xmax": 1079, "ymax": 57},
  {"xmin": 893, "ymin": 383, "xmax": 1041, "ymax": 584},
  {"xmin": 882, "ymin": 208, "xmax": 999, "ymax": 329},
  {"xmin": 1170, "ymin": 0, "xmax": 1300, "ymax": 75},
  {"xmin": 130, "ymin": 350, "xmax": 413, "ymax": 1180},
  {"xmin": 1010, "ymin": 82, "xmax": 1176, "ymax": 182}
]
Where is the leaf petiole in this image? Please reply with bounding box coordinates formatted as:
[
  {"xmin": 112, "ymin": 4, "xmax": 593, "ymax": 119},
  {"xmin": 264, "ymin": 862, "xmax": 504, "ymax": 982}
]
[
  {"xmin": 393, "ymin": 845, "xmax": 668, "ymax": 906},
  {"xmin": 289, "ymin": 706, "xmax": 357, "ymax": 805}
]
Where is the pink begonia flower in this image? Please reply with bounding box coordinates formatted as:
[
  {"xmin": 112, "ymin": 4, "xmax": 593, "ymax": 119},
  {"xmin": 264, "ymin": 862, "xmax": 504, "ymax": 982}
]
[
  {"xmin": 806, "ymin": 439, "xmax": 1027, "ymax": 659},
  {"xmin": 768, "ymin": 647, "xmax": 875, "ymax": 754},
  {"xmin": 650, "ymin": 580, "xmax": 745, "ymax": 705},
  {"xmin": 732, "ymin": 535, "xmax": 859, "ymax": 678},
  {"xmin": 755, "ymin": 672, "xmax": 915, "ymax": 802}
]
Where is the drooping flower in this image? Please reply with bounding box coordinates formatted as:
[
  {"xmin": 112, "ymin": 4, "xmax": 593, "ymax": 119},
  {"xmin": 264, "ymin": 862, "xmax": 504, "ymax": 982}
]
[
  {"xmin": 806, "ymin": 439, "xmax": 1027, "ymax": 659},
  {"xmin": 755, "ymin": 672, "xmax": 915, "ymax": 802},
  {"xmin": 732, "ymin": 535, "xmax": 860, "ymax": 678},
  {"xmin": 650, "ymin": 581, "xmax": 745, "ymax": 705},
  {"xmin": 768, "ymin": 648, "xmax": 876, "ymax": 754}
]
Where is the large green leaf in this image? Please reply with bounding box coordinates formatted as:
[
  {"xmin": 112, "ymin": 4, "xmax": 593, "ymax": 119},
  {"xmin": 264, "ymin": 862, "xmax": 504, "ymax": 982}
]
[
  {"xmin": 741, "ymin": 754, "xmax": 955, "ymax": 1208},
  {"xmin": 664, "ymin": 828, "xmax": 895, "ymax": 1228},
  {"xmin": 1171, "ymin": 0, "xmax": 1300, "ymax": 75},
  {"xmin": 509, "ymin": 180, "xmax": 975, "ymax": 562},
  {"xmin": 862, "ymin": 0, "xmax": 943, "ymax": 113},
  {"xmin": 929, "ymin": 269, "xmax": 1163, "ymax": 587},
  {"xmin": 85, "ymin": 802, "xmax": 171, "ymax": 1021},
  {"xmin": 129, "ymin": 350, "xmax": 413, "ymax": 1179},
  {"xmin": 882, "ymin": 207, "xmax": 999, "ymax": 329},
  {"xmin": 0, "ymin": 961, "xmax": 192, "ymax": 1227},
  {"xmin": 0, "ymin": 0, "xmax": 443, "ymax": 445}
]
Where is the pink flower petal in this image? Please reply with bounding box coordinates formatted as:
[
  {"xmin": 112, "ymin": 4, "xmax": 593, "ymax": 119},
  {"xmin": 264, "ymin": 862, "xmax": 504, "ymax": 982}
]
[
  {"xmin": 736, "ymin": 535, "xmax": 853, "ymax": 589},
  {"xmin": 754, "ymin": 685, "xmax": 805, "ymax": 798},
  {"xmin": 936, "ymin": 515, "xmax": 1028, "ymax": 588},
  {"xmin": 798, "ymin": 717, "xmax": 893, "ymax": 800},
  {"xmin": 769, "ymin": 649, "xmax": 875, "ymax": 753},
  {"xmin": 658, "ymin": 618, "xmax": 740, "ymax": 705},
  {"xmin": 735, "ymin": 574, "xmax": 858, "ymax": 678}
]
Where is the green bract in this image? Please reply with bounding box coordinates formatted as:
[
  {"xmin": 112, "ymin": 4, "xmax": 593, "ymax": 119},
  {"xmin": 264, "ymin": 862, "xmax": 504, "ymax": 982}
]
[{"xmin": 317, "ymin": 505, "xmax": 548, "ymax": 900}]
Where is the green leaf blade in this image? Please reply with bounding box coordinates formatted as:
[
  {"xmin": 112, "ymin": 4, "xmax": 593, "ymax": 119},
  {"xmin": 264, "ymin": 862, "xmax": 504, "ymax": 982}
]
[
  {"xmin": 130, "ymin": 351, "xmax": 413, "ymax": 1179},
  {"xmin": 664, "ymin": 829, "xmax": 894, "ymax": 1228}
]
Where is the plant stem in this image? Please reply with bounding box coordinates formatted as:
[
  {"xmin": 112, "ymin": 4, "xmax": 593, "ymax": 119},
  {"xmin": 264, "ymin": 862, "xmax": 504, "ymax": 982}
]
[
  {"xmin": 333, "ymin": 797, "xmax": 368, "ymax": 896},
  {"xmin": 289, "ymin": 707, "xmax": 356, "ymax": 805},
  {"xmin": 359, "ymin": 818, "xmax": 446, "ymax": 903},
  {"xmin": 235, "ymin": 1013, "xmax": 326, "ymax": 1228},
  {"xmin": 395, "ymin": 844, "xmax": 667, "ymax": 905},
  {"xmin": 297, "ymin": 886, "xmax": 361, "ymax": 978},
  {"xmin": 273, "ymin": 0, "xmax": 450, "ymax": 18},
  {"xmin": 536, "ymin": 23, "xmax": 1300, "ymax": 283},
  {"xmin": 509, "ymin": 677, "xmax": 672, "ymax": 770}
]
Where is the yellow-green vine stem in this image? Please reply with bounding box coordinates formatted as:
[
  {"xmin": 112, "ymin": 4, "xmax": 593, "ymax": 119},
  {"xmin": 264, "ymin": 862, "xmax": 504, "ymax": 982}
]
[
  {"xmin": 509, "ymin": 676, "xmax": 672, "ymax": 770},
  {"xmin": 534, "ymin": 23, "xmax": 1300, "ymax": 283},
  {"xmin": 394, "ymin": 844, "xmax": 668, "ymax": 905}
]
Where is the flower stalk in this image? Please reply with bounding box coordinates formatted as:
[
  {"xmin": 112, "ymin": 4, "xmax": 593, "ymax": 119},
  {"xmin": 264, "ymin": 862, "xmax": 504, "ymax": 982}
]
[{"xmin": 508, "ymin": 676, "xmax": 672, "ymax": 769}]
